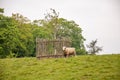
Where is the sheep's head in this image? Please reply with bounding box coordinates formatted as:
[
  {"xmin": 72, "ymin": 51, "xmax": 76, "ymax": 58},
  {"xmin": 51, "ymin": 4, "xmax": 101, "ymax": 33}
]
[{"xmin": 62, "ymin": 46, "xmax": 66, "ymax": 51}]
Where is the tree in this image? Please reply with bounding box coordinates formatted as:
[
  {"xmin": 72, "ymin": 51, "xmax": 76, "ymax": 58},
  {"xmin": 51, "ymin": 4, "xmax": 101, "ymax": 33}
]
[
  {"xmin": 0, "ymin": 8, "xmax": 87, "ymax": 58},
  {"xmin": 39, "ymin": 9, "xmax": 86, "ymax": 54},
  {"xmin": 0, "ymin": 15, "xmax": 20, "ymax": 58},
  {"xmin": 86, "ymin": 39, "xmax": 102, "ymax": 54},
  {"xmin": 0, "ymin": 8, "xmax": 4, "ymax": 13},
  {"xmin": 12, "ymin": 13, "xmax": 31, "ymax": 23},
  {"xmin": 0, "ymin": 12, "xmax": 35, "ymax": 58},
  {"xmin": 43, "ymin": 8, "xmax": 59, "ymax": 39},
  {"xmin": 12, "ymin": 13, "xmax": 34, "ymax": 57}
]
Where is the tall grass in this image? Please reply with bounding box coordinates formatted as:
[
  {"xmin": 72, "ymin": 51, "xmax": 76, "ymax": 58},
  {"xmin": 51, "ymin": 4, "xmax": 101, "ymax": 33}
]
[{"xmin": 0, "ymin": 54, "xmax": 120, "ymax": 80}]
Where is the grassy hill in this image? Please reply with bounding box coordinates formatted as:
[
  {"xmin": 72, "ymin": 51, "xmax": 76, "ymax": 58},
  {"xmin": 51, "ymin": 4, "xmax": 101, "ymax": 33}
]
[{"xmin": 0, "ymin": 54, "xmax": 120, "ymax": 80}]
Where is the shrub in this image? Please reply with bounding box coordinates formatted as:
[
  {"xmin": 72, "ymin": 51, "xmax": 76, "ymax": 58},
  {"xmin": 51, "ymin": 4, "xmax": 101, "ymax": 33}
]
[{"xmin": 76, "ymin": 49, "xmax": 87, "ymax": 55}]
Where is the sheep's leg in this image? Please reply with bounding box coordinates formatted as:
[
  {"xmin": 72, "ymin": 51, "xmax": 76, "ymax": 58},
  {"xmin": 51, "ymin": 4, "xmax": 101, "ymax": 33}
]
[
  {"xmin": 66, "ymin": 53, "xmax": 69, "ymax": 58},
  {"xmin": 73, "ymin": 53, "xmax": 76, "ymax": 56},
  {"xmin": 64, "ymin": 54, "xmax": 67, "ymax": 58}
]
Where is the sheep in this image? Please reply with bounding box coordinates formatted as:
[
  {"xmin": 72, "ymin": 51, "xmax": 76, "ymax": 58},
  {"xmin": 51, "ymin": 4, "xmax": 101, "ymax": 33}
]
[{"xmin": 62, "ymin": 46, "xmax": 76, "ymax": 57}]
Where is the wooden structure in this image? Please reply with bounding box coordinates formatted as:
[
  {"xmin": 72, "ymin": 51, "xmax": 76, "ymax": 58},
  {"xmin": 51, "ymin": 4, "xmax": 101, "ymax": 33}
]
[{"xmin": 36, "ymin": 38, "xmax": 71, "ymax": 59}]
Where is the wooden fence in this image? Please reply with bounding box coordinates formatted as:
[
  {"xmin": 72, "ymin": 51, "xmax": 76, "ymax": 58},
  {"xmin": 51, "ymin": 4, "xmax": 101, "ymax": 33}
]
[{"xmin": 36, "ymin": 38, "xmax": 71, "ymax": 59}]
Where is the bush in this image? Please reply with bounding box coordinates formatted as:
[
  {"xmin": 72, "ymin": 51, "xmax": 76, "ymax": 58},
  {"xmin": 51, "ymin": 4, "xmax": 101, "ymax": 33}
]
[
  {"xmin": 7, "ymin": 52, "xmax": 17, "ymax": 58},
  {"xmin": 76, "ymin": 49, "xmax": 87, "ymax": 55}
]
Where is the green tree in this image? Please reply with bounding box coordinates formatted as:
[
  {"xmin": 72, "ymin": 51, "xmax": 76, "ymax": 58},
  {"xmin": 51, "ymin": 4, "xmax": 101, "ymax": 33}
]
[
  {"xmin": 43, "ymin": 8, "xmax": 59, "ymax": 39},
  {"xmin": 0, "ymin": 8, "xmax": 4, "ymax": 13},
  {"xmin": 0, "ymin": 12, "xmax": 35, "ymax": 58},
  {"xmin": 57, "ymin": 18, "xmax": 86, "ymax": 55},
  {"xmin": 87, "ymin": 39, "xmax": 103, "ymax": 54},
  {"xmin": 0, "ymin": 8, "xmax": 87, "ymax": 58},
  {"xmin": 12, "ymin": 13, "xmax": 34, "ymax": 57},
  {"xmin": 0, "ymin": 15, "xmax": 20, "ymax": 58},
  {"xmin": 12, "ymin": 13, "xmax": 31, "ymax": 24},
  {"xmin": 39, "ymin": 9, "xmax": 86, "ymax": 55},
  {"xmin": 32, "ymin": 26, "xmax": 52, "ymax": 39}
]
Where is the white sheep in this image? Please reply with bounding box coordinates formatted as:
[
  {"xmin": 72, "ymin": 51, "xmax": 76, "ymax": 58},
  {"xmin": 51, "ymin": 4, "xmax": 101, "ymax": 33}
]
[{"xmin": 62, "ymin": 46, "xmax": 76, "ymax": 57}]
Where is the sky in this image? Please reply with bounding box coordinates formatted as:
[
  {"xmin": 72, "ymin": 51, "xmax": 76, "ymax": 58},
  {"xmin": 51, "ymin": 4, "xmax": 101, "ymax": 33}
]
[{"xmin": 0, "ymin": 0, "xmax": 120, "ymax": 54}]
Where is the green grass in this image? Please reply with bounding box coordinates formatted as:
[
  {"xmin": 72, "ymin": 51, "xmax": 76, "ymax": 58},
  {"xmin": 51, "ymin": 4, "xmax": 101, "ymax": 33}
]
[{"xmin": 0, "ymin": 54, "xmax": 120, "ymax": 80}]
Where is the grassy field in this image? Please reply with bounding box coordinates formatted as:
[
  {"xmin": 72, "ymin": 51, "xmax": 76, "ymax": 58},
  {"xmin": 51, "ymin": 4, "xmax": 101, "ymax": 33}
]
[{"xmin": 0, "ymin": 54, "xmax": 120, "ymax": 80}]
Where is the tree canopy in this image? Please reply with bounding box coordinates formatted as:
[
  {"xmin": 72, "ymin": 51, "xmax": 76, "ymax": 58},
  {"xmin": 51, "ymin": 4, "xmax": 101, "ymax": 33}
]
[{"xmin": 0, "ymin": 8, "xmax": 86, "ymax": 58}]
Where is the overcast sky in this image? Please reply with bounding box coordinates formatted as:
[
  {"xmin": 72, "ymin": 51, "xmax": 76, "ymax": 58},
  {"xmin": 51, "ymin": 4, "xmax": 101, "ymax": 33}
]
[{"xmin": 0, "ymin": 0, "xmax": 120, "ymax": 54}]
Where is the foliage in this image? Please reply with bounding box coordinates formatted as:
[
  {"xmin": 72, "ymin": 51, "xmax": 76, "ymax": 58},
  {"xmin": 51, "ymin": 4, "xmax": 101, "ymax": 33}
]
[
  {"xmin": 76, "ymin": 49, "xmax": 87, "ymax": 55},
  {"xmin": 87, "ymin": 39, "xmax": 102, "ymax": 54},
  {"xmin": 0, "ymin": 15, "xmax": 20, "ymax": 58},
  {"xmin": 40, "ymin": 9, "xmax": 85, "ymax": 50},
  {"xmin": 0, "ymin": 8, "xmax": 4, "ymax": 13},
  {"xmin": 0, "ymin": 54, "xmax": 120, "ymax": 80},
  {"xmin": 0, "ymin": 8, "xmax": 86, "ymax": 58},
  {"xmin": 0, "ymin": 12, "xmax": 35, "ymax": 58}
]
